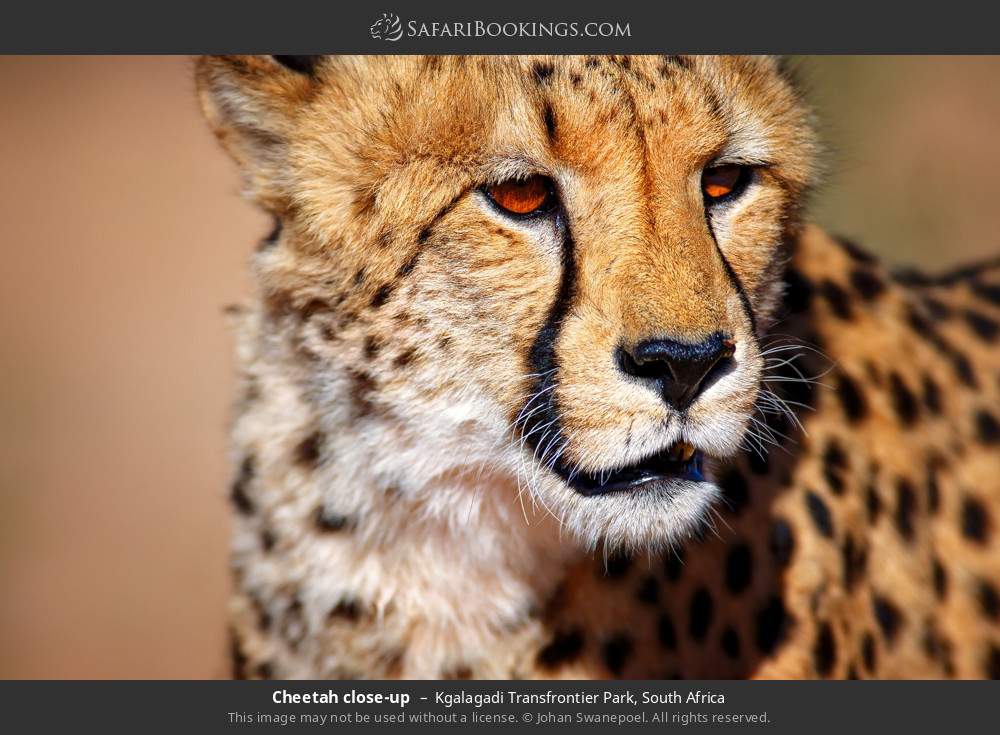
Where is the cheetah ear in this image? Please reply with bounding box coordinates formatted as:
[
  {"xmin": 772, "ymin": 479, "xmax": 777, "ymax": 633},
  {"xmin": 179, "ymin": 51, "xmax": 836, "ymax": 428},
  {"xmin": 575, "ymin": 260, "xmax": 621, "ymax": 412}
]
[{"xmin": 195, "ymin": 55, "xmax": 325, "ymax": 208}]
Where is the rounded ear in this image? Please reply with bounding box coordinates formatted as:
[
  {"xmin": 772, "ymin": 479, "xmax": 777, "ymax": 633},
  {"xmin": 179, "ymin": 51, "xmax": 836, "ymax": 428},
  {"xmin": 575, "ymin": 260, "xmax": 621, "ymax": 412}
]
[{"xmin": 195, "ymin": 55, "xmax": 323, "ymax": 208}]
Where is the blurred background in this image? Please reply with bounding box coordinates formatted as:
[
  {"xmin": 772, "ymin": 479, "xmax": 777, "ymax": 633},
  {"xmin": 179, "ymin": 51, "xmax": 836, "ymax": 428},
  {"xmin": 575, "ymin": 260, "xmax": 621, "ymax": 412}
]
[{"xmin": 0, "ymin": 56, "xmax": 998, "ymax": 678}]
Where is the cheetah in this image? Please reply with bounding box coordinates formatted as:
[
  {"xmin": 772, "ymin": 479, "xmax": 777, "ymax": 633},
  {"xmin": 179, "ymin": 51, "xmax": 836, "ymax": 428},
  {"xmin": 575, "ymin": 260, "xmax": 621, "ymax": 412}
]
[{"xmin": 197, "ymin": 55, "xmax": 1000, "ymax": 679}]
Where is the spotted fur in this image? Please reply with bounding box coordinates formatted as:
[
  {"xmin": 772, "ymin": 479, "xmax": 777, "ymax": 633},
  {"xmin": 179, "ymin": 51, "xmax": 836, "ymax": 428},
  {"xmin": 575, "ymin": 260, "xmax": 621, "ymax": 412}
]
[{"xmin": 198, "ymin": 55, "xmax": 1000, "ymax": 679}]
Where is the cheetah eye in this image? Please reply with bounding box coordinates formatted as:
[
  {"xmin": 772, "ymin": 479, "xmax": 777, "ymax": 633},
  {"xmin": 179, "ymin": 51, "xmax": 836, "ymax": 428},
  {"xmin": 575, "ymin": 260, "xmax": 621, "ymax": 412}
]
[
  {"xmin": 485, "ymin": 175, "xmax": 556, "ymax": 217},
  {"xmin": 702, "ymin": 164, "xmax": 751, "ymax": 203}
]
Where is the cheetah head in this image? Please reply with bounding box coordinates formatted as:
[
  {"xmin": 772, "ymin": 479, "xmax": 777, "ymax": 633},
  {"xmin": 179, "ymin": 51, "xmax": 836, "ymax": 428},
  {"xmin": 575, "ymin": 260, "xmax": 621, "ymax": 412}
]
[{"xmin": 198, "ymin": 55, "xmax": 817, "ymax": 552}]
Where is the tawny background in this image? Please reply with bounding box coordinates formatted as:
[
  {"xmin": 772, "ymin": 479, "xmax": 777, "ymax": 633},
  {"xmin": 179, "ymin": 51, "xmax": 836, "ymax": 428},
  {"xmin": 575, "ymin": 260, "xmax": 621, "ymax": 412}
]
[{"xmin": 0, "ymin": 56, "xmax": 998, "ymax": 678}]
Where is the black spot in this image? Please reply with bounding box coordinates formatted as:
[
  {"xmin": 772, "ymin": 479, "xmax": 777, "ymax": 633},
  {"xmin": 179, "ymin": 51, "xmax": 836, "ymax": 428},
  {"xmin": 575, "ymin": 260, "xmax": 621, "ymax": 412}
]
[
  {"xmin": 986, "ymin": 645, "xmax": 1000, "ymax": 679},
  {"xmin": 835, "ymin": 373, "xmax": 868, "ymax": 423},
  {"xmin": 231, "ymin": 456, "xmax": 256, "ymax": 515},
  {"xmin": 839, "ymin": 237, "xmax": 878, "ymax": 264},
  {"xmin": 861, "ymin": 632, "xmax": 876, "ymax": 673},
  {"xmin": 370, "ymin": 284, "xmax": 394, "ymax": 308},
  {"xmin": 328, "ymin": 597, "xmax": 362, "ymax": 622},
  {"xmin": 888, "ymin": 372, "xmax": 920, "ymax": 426},
  {"xmin": 725, "ymin": 544, "xmax": 753, "ymax": 594},
  {"xmin": 532, "ymin": 62, "xmax": 554, "ymax": 82},
  {"xmin": 663, "ymin": 547, "xmax": 685, "ymax": 582},
  {"xmin": 905, "ymin": 306, "xmax": 979, "ymax": 387},
  {"xmin": 347, "ymin": 369, "xmax": 378, "ymax": 419},
  {"xmin": 841, "ymin": 535, "xmax": 868, "ymax": 591},
  {"xmin": 921, "ymin": 373, "xmax": 943, "ymax": 415},
  {"xmin": 272, "ymin": 55, "xmax": 321, "ymax": 76},
  {"xmin": 964, "ymin": 309, "xmax": 999, "ymax": 342},
  {"xmin": 866, "ymin": 482, "xmax": 882, "ymax": 525},
  {"xmin": 542, "ymin": 103, "xmax": 556, "ymax": 142},
  {"xmin": 805, "ymin": 490, "xmax": 834, "ymax": 538},
  {"xmin": 872, "ymin": 595, "xmax": 903, "ymax": 644},
  {"xmin": 961, "ymin": 496, "xmax": 990, "ymax": 544},
  {"xmin": 818, "ymin": 278, "xmax": 853, "ymax": 320},
  {"xmin": 259, "ymin": 217, "xmax": 281, "ymax": 250},
  {"xmin": 294, "ymin": 432, "xmax": 323, "ymax": 468},
  {"xmin": 975, "ymin": 409, "xmax": 1000, "ymax": 444},
  {"xmin": 254, "ymin": 661, "xmax": 274, "ymax": 679},
  {"xmin": 393, "ymin": 348, "xmax": 417, "ymax": 369},
  {"xmin": 604, "ymin": 551, "xmax": 632, "ymax": 579},
  {"xmin": 923, "ymin": 295, "xmax": 952, "ymax": 320},
  {"xmin": 442, "ymin": 665, "xmax": 473, "ymax": 680},
  {"xmin": 932, "ymin": 558, "xmax": 948, "ymax": 599},
  {"xmin": 363, "ymin": 334, "xmax": 381, "ymax": 359},
  {"xmin": 718, "ymin": 468, "xmax": 750, "ymax": 515},
  {"xmin": 315, "ymin": 506, "xmax": 357, "ymax": 533},
  {"xmin": 748, "ymin": 449, "xmax": 770, "ymax": 475},
  {"xmin": 972, "ymin": 280, "xmax": 1000, "ymax": 307},
  {"xmin": 602, "ymin": 634, "xmax": 633, "ymax": 675},
  {"xmin": 398, "ymin": 251, "xmax": 421, "ymax": 276},
  {"xmin": 537, "ymin": 628, "xmax": 584, "ymax": 668},
  {"xmin": 281, "ymin": 596, "xmax": 305, "ymax": 650},
  {"xmin": 230, "ymin": 633, "xmax": 248, "ymax": 679},
  {"xmin": 636, "ymin": 575, "xmax": 659, "ymax": 605},
  {"xmin": 769, "ymin": 518, "xmax": 795, "ymax": 568},
  {"xmin": 894, "ymin": 478, "xmax": 917, "ymax": 542},
  {"xmin": 925, "ymin": 461, "xmax": 941, "ymax": 514},
  {"xmin": 813, "ymin": 622, "xmax": 836, "ymax": 677},
  {"xmin": 661, "ymin": 54, "xmax": 692, "ymax": 71},
  {"xmin": 353, "ymin": 268, "xmax": 366, "ymax": 286},
  {"xmin": 721, "ymin": 627, "xmax": 741, "ymax": 659},
  {"xmin": 658, "ymin": 613, "xmax": 677, "ymax": 650},
  {"xmin": 977, "ymin": 580, "xmax": 999, "ymax": 621},
  {"xmin": 260, "ymin": 528, "xmax": 276, "ymax": 552},
  {"xmin": 782, "ymin": 267, "xmax": 814, "ymax": 314},
  {"xmin": 823, "ymin": 439, "xmax": 850, "ymax": 495},
  {"xmin": 755, "ymin": 596, "xmax": 793, "ymax": 655},
  {"xmin": 689, "ymin": 587, "xmax": 714, "ymax": 642},
  {"xmin": 849, "ymin": 268, "xmax": 885, "ymax": 301}
]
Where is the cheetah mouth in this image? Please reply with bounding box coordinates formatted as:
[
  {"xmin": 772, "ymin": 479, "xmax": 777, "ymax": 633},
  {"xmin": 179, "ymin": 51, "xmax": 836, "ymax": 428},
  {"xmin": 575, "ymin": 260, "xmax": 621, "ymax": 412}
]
[{"xmin": 565, "ymin": 441, "xmax": 705, "ymax": 497}]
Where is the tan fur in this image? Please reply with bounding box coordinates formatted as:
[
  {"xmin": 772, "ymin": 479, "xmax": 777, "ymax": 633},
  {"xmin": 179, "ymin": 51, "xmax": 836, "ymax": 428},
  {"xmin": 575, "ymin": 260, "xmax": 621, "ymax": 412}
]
[{"xmin": 199, "ymin": 55, "xmax": 1000, "ymax": 679}]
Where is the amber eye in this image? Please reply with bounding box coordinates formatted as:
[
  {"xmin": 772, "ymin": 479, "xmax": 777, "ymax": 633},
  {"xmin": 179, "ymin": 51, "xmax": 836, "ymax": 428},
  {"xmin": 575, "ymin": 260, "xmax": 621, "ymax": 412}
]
[
  {"xmin": 486, "ymin": 175, "xmax": 554, "ymax": 216},
  {"xmin": 702, "ymin": 164, "xmax": 748, "ymax": 201}
]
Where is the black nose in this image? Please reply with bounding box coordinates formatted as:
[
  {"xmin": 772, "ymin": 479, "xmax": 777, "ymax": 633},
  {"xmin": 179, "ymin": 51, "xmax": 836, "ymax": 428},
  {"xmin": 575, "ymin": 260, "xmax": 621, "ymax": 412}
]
[{"xmin": 619, "ymin": 332, "xmax": 735, "ymax": 410}]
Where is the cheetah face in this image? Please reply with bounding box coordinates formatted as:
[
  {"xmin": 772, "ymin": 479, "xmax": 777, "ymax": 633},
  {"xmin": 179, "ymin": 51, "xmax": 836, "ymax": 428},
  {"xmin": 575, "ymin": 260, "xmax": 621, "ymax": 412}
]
[{"xmin": 199, "ymin": 55, "xmax": 817, "ymax": 551}]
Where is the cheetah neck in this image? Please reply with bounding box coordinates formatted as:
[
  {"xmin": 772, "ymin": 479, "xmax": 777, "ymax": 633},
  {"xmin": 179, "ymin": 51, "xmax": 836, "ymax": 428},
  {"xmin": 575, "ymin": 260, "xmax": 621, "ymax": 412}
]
[{"xmin": 231, "ymin": 307, "xmax": 577, "ymax": 677}]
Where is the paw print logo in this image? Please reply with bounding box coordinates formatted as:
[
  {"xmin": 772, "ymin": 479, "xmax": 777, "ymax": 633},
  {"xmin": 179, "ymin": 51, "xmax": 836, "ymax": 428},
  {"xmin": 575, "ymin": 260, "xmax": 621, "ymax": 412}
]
[{"xmin": 370, "ymin": 13, "xmax": 403, "ymax": 42}]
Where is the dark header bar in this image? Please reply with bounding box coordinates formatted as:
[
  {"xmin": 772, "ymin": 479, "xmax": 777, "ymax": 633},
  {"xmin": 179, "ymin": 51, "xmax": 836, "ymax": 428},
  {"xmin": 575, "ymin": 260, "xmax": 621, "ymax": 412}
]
[{"xmin": 2, "ymin": 0, "xmax": 1000, "ymax": 53}]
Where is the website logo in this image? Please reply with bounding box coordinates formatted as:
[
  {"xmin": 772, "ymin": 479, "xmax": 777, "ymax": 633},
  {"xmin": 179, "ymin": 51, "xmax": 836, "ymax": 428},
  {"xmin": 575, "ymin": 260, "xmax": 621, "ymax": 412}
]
[{"xmin": 370, "ymin": 13, "xmax": 403, "ymax": 41}]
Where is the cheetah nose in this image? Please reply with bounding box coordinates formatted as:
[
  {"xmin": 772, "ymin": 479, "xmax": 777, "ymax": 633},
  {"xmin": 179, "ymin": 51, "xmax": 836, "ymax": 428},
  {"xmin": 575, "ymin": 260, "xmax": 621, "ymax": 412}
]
[{"xmin": 618, "ymin": 333, "xmax": 735, "ymax": 411}]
